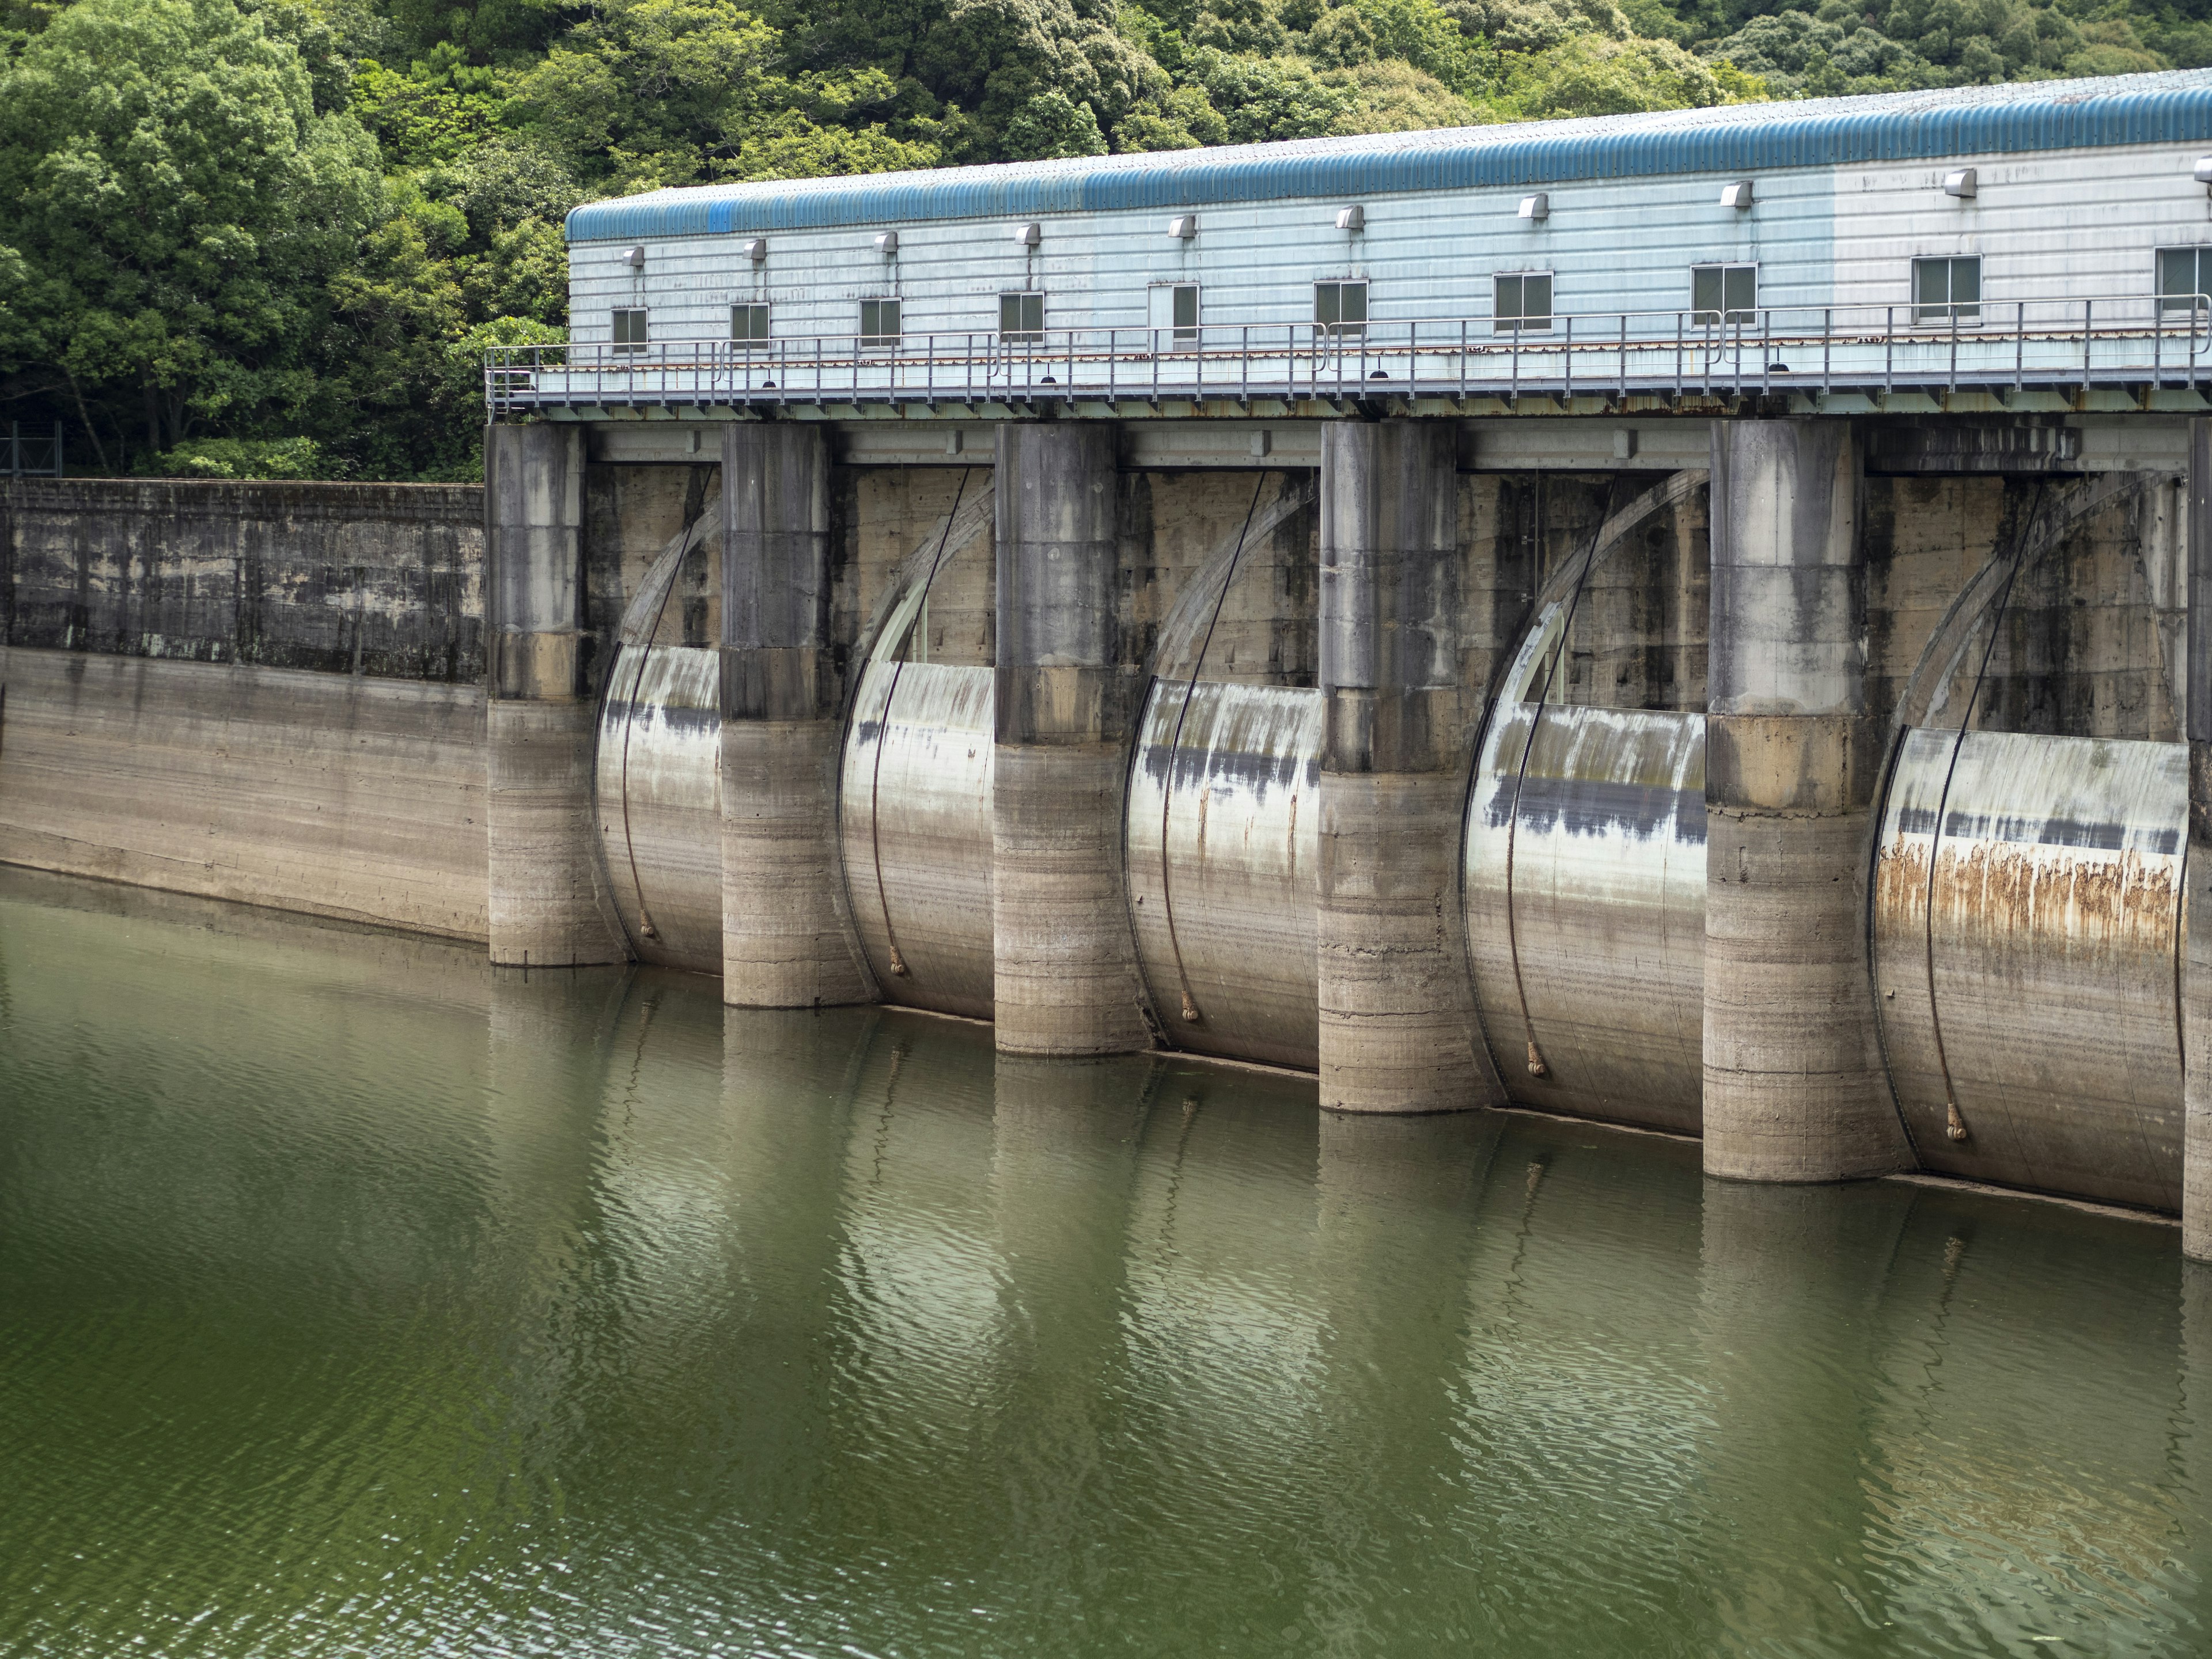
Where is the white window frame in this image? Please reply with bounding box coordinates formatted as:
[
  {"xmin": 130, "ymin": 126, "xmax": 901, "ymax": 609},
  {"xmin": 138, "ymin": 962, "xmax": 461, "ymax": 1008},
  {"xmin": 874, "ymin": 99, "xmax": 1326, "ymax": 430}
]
[
  {"xmin": 1912, "ymin": 256, "xmax": 1981, "ymax": 327},
  {"xmin": 2157, "ymin": 247, "xmax": 2212, "ymax": 318},
  {"xmin": 611, "ymin": 308, "xmax": 649, "ymax": 355},
  {"xmin": 1315, "ymin": 279, "xmax": 1368, "ymax": 337},
  {"xmin": 1149, "ymin": 282, "xmax": 1200, "ymax": 344},
  {"xmin": 1690, "ymin": 263, "xmax": 1758, "ymax": 326},
  {"xmin": 859, "ymin": 297, "xmax": 901, "ymax": 349},
  {"xmin": 1493, "ymin": 271, "xmax": 1552, "ymax": 334},
  {"xmin": 998, "ymin": 290, "xmax": 1045, "ymax": 343},
  {"xmin": 731, "ymin": 301, "xmax": 771, "ymax": 346}
]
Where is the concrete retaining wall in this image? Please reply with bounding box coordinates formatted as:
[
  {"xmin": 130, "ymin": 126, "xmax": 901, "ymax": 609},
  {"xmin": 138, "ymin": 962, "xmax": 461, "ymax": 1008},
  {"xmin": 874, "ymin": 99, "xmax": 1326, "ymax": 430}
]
[
  {"xmin": 0, "ymin": 478, "xmax": 485, "ymax": 680},
  {"xmin": 0, "ymin": 648, "xmax": 488, "ymax": 940}
]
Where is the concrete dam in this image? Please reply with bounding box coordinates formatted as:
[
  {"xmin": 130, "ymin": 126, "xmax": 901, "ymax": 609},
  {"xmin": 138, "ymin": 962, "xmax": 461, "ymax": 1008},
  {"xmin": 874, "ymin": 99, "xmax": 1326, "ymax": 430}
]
[{"xmin": 12, "ymin": 73, "xmax": 2212, "ymax": 1257}]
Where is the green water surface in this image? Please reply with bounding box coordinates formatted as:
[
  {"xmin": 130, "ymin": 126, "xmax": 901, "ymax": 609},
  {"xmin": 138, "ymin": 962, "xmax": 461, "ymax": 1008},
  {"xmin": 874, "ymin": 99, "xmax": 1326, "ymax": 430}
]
[{"xmin": 2, "ymin": 867, "xmax": 2207, "ymax": 1657}]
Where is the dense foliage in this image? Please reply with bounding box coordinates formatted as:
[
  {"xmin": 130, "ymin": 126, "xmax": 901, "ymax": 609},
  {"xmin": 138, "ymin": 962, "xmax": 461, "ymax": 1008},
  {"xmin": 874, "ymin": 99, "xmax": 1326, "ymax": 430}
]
[{"xmin": 2, "ymin": 0, "xmax": 2207, "ymax": 478}]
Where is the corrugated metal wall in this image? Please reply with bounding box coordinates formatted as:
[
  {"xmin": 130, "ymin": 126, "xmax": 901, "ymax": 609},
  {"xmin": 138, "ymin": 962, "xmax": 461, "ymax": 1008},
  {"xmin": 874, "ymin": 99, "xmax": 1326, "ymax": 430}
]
[{"xmin": 567, "ymin": 75, "xmax": 2212, "ymax": 349}]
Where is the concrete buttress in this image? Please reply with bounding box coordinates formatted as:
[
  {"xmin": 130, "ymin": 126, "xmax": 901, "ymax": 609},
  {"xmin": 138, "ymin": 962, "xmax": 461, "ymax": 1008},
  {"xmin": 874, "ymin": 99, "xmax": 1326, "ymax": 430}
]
[
  {"xmin": 2184, "ymin": 416, "xmax": 2212, "ymax": 1260},
  {"xmin": 484, "ymin": 422, "xmax": 626, "ymax": 967},
  {"xmin": 1703, "ymin": 419, "xmax": 1907, "ymax": 1180},
  {"xmin": 721, "ymin": 423, "xmax": 872, "ymax": 1007},
  {"xmin": 992, "ymin": 422, "xmax": 1152, "ymax": 1055},
  {"xmin": 1317, "ymin": 421, "xmax": 1486, "ymax": 1113}
]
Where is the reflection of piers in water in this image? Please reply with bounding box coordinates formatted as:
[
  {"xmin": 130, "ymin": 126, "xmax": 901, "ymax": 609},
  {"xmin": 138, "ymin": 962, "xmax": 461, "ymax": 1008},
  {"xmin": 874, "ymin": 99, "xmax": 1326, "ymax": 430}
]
[{"xmin": 1, "ymin": 869, "xmax": 2206, "ymax": 1657}]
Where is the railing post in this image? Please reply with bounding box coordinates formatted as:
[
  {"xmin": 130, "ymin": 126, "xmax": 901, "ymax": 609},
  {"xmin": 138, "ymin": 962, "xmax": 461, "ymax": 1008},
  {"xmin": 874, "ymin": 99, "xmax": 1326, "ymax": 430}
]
[
  {"xmin": 2084, "ymin": 298, "xmax": 2094, "ymax": 392},
  {"xmin": 53, "ymin": 419, "xmax": 63, "ymax": 479},
  {"xmin": 1823, "ymin": 307, "xmax": 1832, "ymax": 396}
]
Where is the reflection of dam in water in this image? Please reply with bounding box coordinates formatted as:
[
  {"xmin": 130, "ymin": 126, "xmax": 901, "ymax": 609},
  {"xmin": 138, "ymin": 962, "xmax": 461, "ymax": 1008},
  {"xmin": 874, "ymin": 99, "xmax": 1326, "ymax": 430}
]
[
  {"xmin": 584, "ymin": 422, "xmax": 2204, "ymax": 1231},
  {"xmin": 4, "ymin": 866, "xmax": 2207, "ymax": 1657}
]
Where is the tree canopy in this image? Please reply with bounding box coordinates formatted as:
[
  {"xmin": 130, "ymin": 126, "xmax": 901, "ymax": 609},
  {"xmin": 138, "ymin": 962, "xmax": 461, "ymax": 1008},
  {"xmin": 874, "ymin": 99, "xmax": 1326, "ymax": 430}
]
[{"xmin": 2, "ymin": 0, "xmax": 2206, "ymax": 478}]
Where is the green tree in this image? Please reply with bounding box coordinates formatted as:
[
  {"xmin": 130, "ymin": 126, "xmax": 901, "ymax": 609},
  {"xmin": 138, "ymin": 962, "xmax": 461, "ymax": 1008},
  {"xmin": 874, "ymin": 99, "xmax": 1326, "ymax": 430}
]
[
  {"xmin": 513, "ymin": 0, "xmax": 939, "ymax": 188},
  {"xmin": 0, "ymin": 0, "xmax": 381, "ymax": 467}
]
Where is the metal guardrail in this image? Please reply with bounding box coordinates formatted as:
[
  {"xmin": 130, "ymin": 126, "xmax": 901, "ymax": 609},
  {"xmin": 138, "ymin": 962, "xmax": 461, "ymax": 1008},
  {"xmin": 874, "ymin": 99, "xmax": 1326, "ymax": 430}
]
[
  {"xmin": 486, "ymin": 296, "xmax": 2212, "ymax": 415},
  {"xmin": 6, "ymin": 422, "xmax": 65, "ymax": 476}
]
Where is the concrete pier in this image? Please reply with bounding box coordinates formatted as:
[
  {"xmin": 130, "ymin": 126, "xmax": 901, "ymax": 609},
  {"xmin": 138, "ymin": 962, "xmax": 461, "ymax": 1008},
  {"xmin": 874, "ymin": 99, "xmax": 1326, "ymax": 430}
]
[
  {"xmin": 720, "ymin": 424, "xmax": 870, "ymax": 1007},
  {"xmin": 484, "ymin": 423, "xmax": 624, "ymax": 967},
  {"xmin": 1316, "ymin": 421, "xmax": 1486, "ymax": 1113},
  {"xmin": 2186, "ymin": 417, "xmax": 2212, "ymax": 1262},
  {"xmin": 991, "ymin": 422, "xmax": 1151, "ymax": 1055},
  {"xmin": 1703, "ymin": 421, "xmax": 1906, "ymax": 1181}
]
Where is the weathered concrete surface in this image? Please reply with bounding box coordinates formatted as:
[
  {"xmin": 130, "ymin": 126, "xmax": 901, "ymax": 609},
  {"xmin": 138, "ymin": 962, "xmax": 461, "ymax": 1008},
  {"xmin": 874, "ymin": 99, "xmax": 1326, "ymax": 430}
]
[
  {"xmin": 487, "ymin": 698, "xmax": 624, "ymax": 966},
  {"xmin": 2184, "ymin": 416, "xmax": 2212, "ymax": 1260},
  {"xmin": 1317, "ymin": 420, "xmax": 1487, "ymax": 1113},
  {"xmin": 993, "ymin": 422, "xmax": 1150, "ymax": 1055},
  {"xmin": 487, "ymin": 423, "xmax": 586, "ymax": 702},
  {"xmin": 1, "ymin": 477, "xmax": 482, "ymax": 679},
  {"xmin": 722, "ymin": 423, "xmax": 872, "ymax": 1007},
  {"xmin": 484, "ymin": 424, "xmax": 626, "ymax": 968},
  {"xmin": 1863, "ymin": 472, "xmax": 2181, "ymax": 741},
  {"xmin": 1705, "ymin": 420, "xmax": 1908, "ymax": 1182},
  {"xmin": 0, "ymin": 646, "xmax": 488, "ymax": 939}
]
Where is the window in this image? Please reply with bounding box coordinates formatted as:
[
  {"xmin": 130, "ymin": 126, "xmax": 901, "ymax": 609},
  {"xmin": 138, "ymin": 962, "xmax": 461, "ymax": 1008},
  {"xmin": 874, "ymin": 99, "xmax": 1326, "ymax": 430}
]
[
  {"xmin": 859, "ymin": 298, "xmax": 901, "ymax": 347},
  {"xmin": 1315, "ymin": 280, "xmax": 1368, "ymax": 336},
  {"xmin": 1494, "ymin": 272, "xmax": 1552, "ymax": 334},
  {"xmin": 1691, "ymin": 263, "xmax": 1758, "ymax": 325},
  {"xmin": 2158, "ymin": 247, "xmax": 2212, "ymax": 316},
  {"xmin": 1912, "ymin": 256, "xmax": 1980, "ymax": 325},
  {"xmin": 731, "ymin": 302, "xmax": 770, "ymax": 344},
  {"xmin": 612, "ymin": 308, "xmax": 649, "ymax": 355},
  {"xmin": 999, "ymin": 290, "xmax": 1044, "ymax": 342},
  {"xmin": 1148, "ymin": 283, "xmax": 1200, "ymax": 343}
]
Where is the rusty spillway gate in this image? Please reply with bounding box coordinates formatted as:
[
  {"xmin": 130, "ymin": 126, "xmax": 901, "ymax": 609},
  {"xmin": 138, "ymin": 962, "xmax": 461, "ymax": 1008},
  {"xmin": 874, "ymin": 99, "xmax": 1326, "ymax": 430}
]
[{"xmin": 588, "ymin": 467, "xmax": 2189, "ymax": 1215}]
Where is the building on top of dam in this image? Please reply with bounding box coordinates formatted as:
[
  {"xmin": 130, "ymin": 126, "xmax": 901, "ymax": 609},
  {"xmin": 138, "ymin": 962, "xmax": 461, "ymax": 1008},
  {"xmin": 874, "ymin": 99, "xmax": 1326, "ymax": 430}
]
[
  {"xmin": 22, "ymin": 72, "xmax": 2212, "ymax": 1268},
  {"xmin": 495, "ymin": 67, "xmax": 2212, "ymax": 421}
]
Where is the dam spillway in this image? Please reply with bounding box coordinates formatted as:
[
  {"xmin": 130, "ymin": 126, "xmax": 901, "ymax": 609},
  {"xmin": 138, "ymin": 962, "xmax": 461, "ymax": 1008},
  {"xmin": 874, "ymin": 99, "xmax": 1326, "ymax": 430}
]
[
  {"xmin": 20, "ymin": 73, "xmax": 2212, "ymax": 1255},
  {"xmin": 558, "ymin": 421, "xmax": 2205, "ymax": 1230}
]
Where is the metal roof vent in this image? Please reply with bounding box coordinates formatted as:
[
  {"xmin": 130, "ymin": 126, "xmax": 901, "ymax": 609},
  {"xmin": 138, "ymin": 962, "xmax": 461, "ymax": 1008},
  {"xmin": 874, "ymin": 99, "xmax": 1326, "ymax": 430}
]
[
  {"xmin": 622, "ymin": 246, "xmax": 645, "ymax": 268},
  {"xmin": 2194, "ymin": 156, "xmax": 2212, "ymax": 185},
  {"xmin": 1943, "ymin": 167, "xmax": 1977, "ymax": 198},
  {"xmin": 1719, "ymin": 180, "xmax": 1754, "ymax": 210},
  {"xmin": 1168, "ymin": 214, "xmax": 1197, "ymax": 239},
  {"xmin": 743, "ymin": 237, "xmax": 767, "ymax": 263},
  {"xmin": 874, "ymin": 230, "xmax": 899, "ymax": 255},
  {"xmin": 1335, "ymin": 204, "xmax": 1364, "ymax": 232},
  {"xmin": 1014, "ymin": 222, "xmax": 1041, "ymax": 247},
  {"xmin": 1518, "ymin": 193, "xmax": 1548, "ymax": 221}
]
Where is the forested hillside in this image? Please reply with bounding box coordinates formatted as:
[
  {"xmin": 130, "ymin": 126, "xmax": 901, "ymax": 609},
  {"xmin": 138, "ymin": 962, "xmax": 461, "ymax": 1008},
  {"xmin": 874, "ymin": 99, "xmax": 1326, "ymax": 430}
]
[{"xmin": 2, "ymin": 0, "xmax": 2207, "ymax": 479}]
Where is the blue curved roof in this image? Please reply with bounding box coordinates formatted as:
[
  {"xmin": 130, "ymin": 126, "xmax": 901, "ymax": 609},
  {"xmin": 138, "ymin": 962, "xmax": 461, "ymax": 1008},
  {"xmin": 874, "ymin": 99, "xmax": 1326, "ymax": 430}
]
[{"xmin": 566, "ymin": 68, "xmax": 2212, "ymax": 244}]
